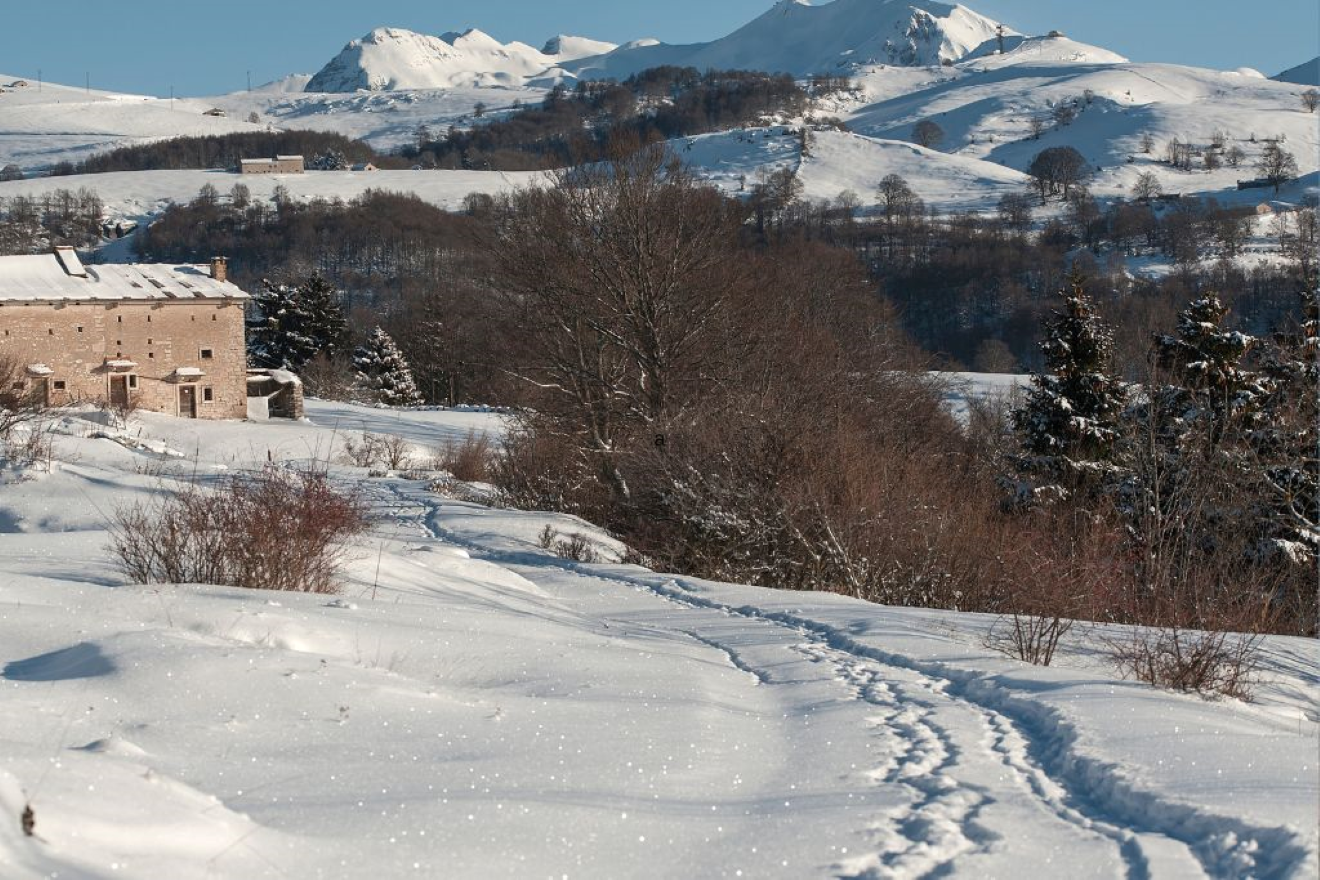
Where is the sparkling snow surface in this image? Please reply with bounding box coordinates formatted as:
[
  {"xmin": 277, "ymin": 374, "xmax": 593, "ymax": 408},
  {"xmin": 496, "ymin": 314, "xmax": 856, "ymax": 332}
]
[{"xmin": 0, "ymin": 398, "xmax": 1315, "ymax": 879}]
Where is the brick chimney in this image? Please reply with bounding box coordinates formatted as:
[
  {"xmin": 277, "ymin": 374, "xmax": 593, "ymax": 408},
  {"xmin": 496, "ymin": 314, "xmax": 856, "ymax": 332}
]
[{"xmin": 210, "ymin": 256, "xmax": 228, "ymax": 283}]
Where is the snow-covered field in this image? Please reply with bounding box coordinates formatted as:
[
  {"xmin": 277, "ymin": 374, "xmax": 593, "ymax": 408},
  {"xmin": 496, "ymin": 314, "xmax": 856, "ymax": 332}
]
[{"xmin": 0, "ymin": 401, "xmax": 1315, "ymax": 879}]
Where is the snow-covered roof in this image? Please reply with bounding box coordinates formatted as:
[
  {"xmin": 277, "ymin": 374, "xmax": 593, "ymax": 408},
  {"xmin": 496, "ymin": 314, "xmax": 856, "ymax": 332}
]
[
  {"xmin": 0, "ymin": 253, "xmax": 249, "ymax": 303},
  {"xmin": 174, "ymin": 367, "xmax": 205, "ymax": 378},
  {"xmin": 25, "ymin": 363, "xmax": 53, "ymax": 376},
  {"xmin": 104, "ymin": 359, "xmax": 138, "ymax": 370}
]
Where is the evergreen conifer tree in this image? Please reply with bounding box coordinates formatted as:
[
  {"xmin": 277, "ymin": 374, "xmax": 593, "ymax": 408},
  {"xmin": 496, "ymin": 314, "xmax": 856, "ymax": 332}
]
[
  {"xmin": 1011, "ymin": 270, "xmax": 1126, "ymax": 502},
  {"xmin": 353, "ymin": 327, "xmax": 423, "ymax": 407},
  {"xmin": 248, "ymin": 274, "xmax": 348, "ymax": 371},
  {"xmin": 1154, "ymin": 294, "xmax": 1266, "ymax": 450}
]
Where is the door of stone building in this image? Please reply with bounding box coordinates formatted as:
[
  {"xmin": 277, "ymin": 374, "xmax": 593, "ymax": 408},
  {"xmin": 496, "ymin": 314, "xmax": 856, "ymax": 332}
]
[
  {"xmin": 179, "ymin": 385, "xmax": 198, "ymax": 419},
  {"xmin": 109, "ymin": 375, "xmax": 129, "ymax": 408},
  {"xmin": 32, "ymin": 378, "xmax": 49, "ymax": 406}
]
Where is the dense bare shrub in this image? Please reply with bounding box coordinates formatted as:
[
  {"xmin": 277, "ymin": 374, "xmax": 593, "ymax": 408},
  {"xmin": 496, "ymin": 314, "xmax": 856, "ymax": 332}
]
[
  {"xmin": 109, "ymin": 469, "xmax": 367, "ymax": 594},
  {"xmin": 1107, "ymin": 628, "xmax": 1260, "ymax": 701},
  {"xmin": 986, "ymin": 614, "xmax": 1075, "ymax": 666},
  {"xmin": 431, "ymin": 431, "xmax": 493, "ymax": 482}
]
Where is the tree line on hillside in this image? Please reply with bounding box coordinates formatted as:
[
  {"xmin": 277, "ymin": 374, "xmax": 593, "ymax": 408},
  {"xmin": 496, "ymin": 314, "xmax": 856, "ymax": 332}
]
[
  {"xmin": 770, "ymin": 160, "xmax": 1315, "ymax": 373},
  {"xmin": 135, "ymin": 185, "xmax": 508, "ymax": 404},
  {"xmin": 0, "ymin": 189, "xmax": 104, "ymax": 254},
  {"xmin": 48, "ymin": 131, "xmax": 401, "ymax": 175},
  {"xmin": 404, "ymin": 67, "xmax": 814, "ymax": 171}
]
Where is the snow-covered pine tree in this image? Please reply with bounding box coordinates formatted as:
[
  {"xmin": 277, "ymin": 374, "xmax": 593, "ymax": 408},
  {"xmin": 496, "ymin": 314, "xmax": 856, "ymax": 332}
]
[
  {"xmin": 247, "ymin": 275, "xmax": 348, "ymax": 372},
  {"xmin": 1154, "ymin": 294, "xmax": 1267, "ymax": 450},
  {"xmin": 1010, "ymin": 269, "xmax": 1126, "ymax": 502},
  {"xmin": 353, "ymin": 327, "xmax": 423, "ymax": 407},
  {"xmin": 1252, "ymin": 276, "xmax": 1319, "ymax": 565},
  {"xmin": 309, "ymin": 149, "xmax": 349, "ymax": 171}
]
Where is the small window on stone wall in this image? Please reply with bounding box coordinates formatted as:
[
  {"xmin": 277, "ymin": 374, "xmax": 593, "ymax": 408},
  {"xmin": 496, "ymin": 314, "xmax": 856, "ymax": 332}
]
[
  {"xmin": 53, "ymin": 381, "xmax": 66, "ymax": 391},
  {"xmin": 201, "ymin": 348, "xmax": 214, "ymax": 360},
  {"xmin": 128, "ymin": 375, "xmax": 139, "ymax": 390},
  {"xmin": 203, "ymin": 387, "xmax": 214, "ymax": 403}
]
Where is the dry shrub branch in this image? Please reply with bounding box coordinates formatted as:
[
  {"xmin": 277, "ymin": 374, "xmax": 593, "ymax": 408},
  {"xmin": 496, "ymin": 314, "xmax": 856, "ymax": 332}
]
[{"xmin": 110, "ymin": 468, "xmax": 368, "ymax": 593}]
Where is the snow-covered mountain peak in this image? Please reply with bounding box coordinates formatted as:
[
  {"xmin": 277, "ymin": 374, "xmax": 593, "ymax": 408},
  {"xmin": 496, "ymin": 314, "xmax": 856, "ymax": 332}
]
[
  {"xmin": 566, "ymin": 0, "xmax": 1016, "ymax": 80},
  {"xmin": 541, "ymin": 35, "xmax": 620, "ymax": 61},
  {"xmin": 305, "ymin": 26, "xmax": 580, "ymax": 92}
]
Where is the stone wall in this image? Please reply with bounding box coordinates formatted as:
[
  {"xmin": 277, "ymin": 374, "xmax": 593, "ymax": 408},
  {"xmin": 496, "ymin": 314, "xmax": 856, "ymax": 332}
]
[{"xmin": 0, "ymin": 299, "xmax": 248, "ymax": 419}]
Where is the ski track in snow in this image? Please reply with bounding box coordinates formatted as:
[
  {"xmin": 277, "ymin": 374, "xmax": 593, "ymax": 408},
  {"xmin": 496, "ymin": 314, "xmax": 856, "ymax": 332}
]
[{"xmin": 379, "ymin": 482, "xmax": 1312, "ymax": 880}]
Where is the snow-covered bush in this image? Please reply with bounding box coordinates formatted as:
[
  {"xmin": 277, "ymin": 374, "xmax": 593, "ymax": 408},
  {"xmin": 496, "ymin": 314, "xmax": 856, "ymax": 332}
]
[{"xmin": 109, "ymin": 468, "xmax": 367, "ymax": 594}]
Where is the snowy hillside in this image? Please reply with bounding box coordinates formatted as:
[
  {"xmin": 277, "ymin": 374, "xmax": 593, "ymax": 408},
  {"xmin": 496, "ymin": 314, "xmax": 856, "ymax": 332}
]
[
  {"xmin": 0, "ymin": 402, "xmax": 1315, "ymax": 879},
  {"xmin": 1275, "ymin": 56, "xmax": 1320, "ymax": 86},
  {"xmin": 567, "ymin": 0, "xmax": 1012, "ymax": 80},
  {"xmin": 673, "ymin": 126, "xmax": 1031, "ymax": 212},
  {"xmin": 304, "ymin": 27, "xmax": 612, "ymax": 92},
  {"xmin": 846, "ymin": 58, "xmax": 1320, "ymax": 202},
  {"xmin": 203, "ymin": 85, "xmax": 547, "ymax": 154},
  {"xmin": 0, "ymin": 73, "xmax": 262, "ymax": 170},
  {"xmin": 960, "ymin": 34, "xmax": 1129, "ymax": 69},
  {"xmin": 0, "ymin": 128, "xmax": 1037, "ymax": 231}
]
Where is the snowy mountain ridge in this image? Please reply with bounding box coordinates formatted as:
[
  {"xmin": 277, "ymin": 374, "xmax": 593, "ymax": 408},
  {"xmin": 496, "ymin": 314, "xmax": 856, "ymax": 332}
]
[
  {"xmin": 304, "ymin": 26, "xmax": 617, "ymax": 92},
  {"xmin": 566, "ymin": 0, "xmax": 1016, "ymax": 81},
  {"xmin": 304, "ymin": 1, "xmax": 1023, "ymax": 93}
]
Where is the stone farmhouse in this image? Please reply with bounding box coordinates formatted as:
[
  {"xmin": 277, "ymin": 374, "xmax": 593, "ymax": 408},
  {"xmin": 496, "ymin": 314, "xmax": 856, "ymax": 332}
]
[
  {"xmin": 0, "ymin": 249, "xmax": 249, "ymax": 419},
  {"xmin": 239, "ymin": 155, "xmax": 305, "ymax": 175}
]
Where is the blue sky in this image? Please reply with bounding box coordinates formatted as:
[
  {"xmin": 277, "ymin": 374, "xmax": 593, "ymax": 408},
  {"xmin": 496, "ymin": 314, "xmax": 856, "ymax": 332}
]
[{"xmin": 1, "ymin": 0, "xmax": 1315, "ymax": 96}]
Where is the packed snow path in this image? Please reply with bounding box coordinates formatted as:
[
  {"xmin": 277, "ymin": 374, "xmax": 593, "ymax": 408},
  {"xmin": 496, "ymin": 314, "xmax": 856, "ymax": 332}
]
[
  {"xmin": 397, "ymin": 483, "xmax": 1313, "ymax": 880},
  {"xmin": 0, "ymin": 408, "xmax": 1315, "ymax": 879}
]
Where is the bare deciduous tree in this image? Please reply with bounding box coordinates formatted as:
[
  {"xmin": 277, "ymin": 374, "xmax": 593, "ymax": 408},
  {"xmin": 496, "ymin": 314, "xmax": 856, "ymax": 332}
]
[
  {"xmin": 912, "ymin": 119, "xmax": 945, "ymax": 150},
  {"xmin": 1131, "ymin": 170, "xmax": 1162, "ymax": 202},
  {"xmin": 1257, "ymin": 142, "xmax": 1299, "ymax": 192},
  {"xmin": 484, "ymin": 143, "xmax": 750, "ymax": 501}
]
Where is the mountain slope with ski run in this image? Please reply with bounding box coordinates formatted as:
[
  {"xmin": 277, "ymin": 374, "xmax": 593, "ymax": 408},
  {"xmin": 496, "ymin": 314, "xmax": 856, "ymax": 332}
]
[{"xmin": 0, "ymin": 402, "xmax": 1315, "ymax": 879}]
